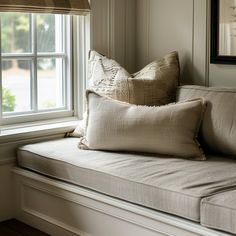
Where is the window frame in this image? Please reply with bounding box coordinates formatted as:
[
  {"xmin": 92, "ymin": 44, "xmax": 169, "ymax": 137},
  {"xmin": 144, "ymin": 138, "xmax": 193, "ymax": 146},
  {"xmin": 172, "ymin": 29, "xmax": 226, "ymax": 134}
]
[{"xmin": 0, "ymin": 13, "xmax": 74, "ymax": 127}]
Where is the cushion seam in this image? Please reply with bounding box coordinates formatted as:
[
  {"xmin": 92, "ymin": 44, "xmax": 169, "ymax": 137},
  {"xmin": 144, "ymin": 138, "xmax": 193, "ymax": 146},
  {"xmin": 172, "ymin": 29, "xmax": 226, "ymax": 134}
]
[
  {"xmin": 200, "ymin": 221, "xmax": 234, "ymax": 234},
  {"xmin": 178, "ymin": 86, "xmax": 236, "ymax": 93},
  {"xmin": 202, "ymin": 200, "xmax": 236, "ymax": 212}
]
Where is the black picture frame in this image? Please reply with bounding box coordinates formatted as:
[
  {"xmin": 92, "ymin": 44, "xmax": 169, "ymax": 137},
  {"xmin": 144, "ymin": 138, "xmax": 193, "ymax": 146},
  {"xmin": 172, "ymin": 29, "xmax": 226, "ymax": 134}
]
[{"xmin": 211, "ymin": 0, "xmax": 236, "ymax": 64}]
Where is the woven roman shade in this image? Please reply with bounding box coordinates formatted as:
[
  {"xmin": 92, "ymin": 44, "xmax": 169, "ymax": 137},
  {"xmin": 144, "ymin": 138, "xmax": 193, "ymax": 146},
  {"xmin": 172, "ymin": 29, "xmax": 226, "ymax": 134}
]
[{"xmin": 0, "ymin": 0, "xmax": 90, "ymax": 15}]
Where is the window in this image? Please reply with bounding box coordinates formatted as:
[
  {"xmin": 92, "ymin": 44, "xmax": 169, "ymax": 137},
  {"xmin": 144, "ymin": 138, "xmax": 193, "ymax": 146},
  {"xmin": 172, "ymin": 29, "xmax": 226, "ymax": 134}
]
[{"xmin": 0, "ymin": 12, "xmax": 72, "ymax": 125}]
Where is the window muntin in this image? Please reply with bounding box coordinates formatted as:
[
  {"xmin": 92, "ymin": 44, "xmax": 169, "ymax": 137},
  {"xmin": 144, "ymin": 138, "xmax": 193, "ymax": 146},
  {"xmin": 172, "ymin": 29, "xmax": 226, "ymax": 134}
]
[{"xmin": 0, "ymin": 12, "xmax": 72, "ymax": 123}]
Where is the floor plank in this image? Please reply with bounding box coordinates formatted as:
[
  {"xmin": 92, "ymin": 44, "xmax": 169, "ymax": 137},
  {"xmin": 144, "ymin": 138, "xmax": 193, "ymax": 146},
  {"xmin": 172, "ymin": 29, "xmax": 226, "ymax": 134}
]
[{"xmin": 0, "ymin": 219, "xmax": 49, "ymax": 236}]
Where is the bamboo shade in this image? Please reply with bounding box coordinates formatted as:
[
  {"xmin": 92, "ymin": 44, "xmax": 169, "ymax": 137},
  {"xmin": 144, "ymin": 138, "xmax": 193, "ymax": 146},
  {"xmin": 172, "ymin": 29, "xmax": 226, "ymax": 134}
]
[{"xmin": 0, "ymin": 0, "xmax": 90, "ymax": 15}]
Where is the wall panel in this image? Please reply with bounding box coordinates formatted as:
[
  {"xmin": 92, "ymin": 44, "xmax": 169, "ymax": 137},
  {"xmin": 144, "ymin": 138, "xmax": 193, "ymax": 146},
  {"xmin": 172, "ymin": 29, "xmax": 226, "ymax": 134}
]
[
  {"xmin": 209, "ymin": 64, "xmax": 236, "ymax": 86},
  {"xmin": 193, "ymin": 0, "xmax": 209, "ymax": 86},
  {"xmin": 90, "ymin": 0, "xmax": 136, "ymax": 73},
  {"xmin": 136, "ymin": 0, "xmax": 236, "ymax": 87},
  {"xmin": 136, "ymin": 0, "xmax": 194, "ymax": 84}
]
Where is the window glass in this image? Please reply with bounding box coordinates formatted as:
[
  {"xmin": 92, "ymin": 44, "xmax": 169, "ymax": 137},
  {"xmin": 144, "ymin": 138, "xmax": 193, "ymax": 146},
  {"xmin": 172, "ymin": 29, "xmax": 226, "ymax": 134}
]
[
  {"xmin": 0, "ymin": 12, "xmax": 71, "ymax": 123},
  {"xmin": 37, "ymin": 58, "xmax": 64, "ymax": 110},
  {"xmin": 37, "ymin": 14, "xmax": 63, "ymax": 53},
  {"xmin": 2, "ymin": 59, "xmax": 31, "ymax": 113},
  {"xmin": 1, "ymin": 12, "xmax": 31, "ymax": 53}
]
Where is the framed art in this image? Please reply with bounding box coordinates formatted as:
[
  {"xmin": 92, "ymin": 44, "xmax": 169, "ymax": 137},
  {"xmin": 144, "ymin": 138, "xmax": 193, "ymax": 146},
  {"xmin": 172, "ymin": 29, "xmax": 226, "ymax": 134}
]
[{"xmin": 211, "ymin": 0, "xmax": 236, "ymax": 64}]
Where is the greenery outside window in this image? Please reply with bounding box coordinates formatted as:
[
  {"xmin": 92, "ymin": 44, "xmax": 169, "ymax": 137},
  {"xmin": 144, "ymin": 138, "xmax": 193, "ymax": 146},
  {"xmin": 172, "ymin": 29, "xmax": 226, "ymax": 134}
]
[{"xmin": 0, "ymin": 12, "xmax": 72, "ymax": 126}]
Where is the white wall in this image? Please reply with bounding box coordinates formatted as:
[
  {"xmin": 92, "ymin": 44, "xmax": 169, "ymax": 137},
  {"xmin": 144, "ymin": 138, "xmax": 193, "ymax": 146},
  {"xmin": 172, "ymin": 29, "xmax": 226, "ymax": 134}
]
[
  {"xmin": 136, "ymin": 0, "xmax": 236, "ymax": 87},
  {"xmin": 137, "ymin": 0, "xmax": 195, "ymax": 84},
  {"xmin": 209, "ymin": 64, "xmax": 236, "ymax": 86},
  {"xmin": 90, "ymin": 0, "xmax": 136, "ymax": 73}
]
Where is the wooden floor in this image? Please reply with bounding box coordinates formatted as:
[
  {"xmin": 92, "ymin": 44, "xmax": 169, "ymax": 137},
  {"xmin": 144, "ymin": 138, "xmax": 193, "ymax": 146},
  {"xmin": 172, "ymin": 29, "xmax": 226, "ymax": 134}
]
[{"xmin": 0, "ymin": 219, "xmax": 49, "ymax": 236}]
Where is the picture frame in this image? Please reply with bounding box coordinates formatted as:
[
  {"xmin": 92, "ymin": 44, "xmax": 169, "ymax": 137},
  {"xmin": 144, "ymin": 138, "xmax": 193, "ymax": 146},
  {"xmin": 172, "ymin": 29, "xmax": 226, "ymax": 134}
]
[{"xmin": 211, "ymin": 0, "xmax": 236, "ymax": 64}]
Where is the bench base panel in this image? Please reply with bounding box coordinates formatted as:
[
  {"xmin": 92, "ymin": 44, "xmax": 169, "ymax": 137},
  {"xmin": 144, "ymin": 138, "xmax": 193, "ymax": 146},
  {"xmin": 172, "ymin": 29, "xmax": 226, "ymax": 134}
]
[{"xmin": 13, "ymin": 167, "xmax": 230, "ymax": 236}]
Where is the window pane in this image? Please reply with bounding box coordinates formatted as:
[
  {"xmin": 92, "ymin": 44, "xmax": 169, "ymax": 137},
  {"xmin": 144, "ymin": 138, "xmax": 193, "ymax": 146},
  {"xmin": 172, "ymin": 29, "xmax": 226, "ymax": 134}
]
[
  {"xmin": 37, "ymin": 14, "xmax": 63, "ymax": 53},
  {"xmin": 1, "ymin": 13, "xmax": 31, "ymax": 53},
  {"xmin": 37, "ymin": 58, "xmax": 64, "ymax": 110},
  {"xmin": 2, "ymin": 60, "xmax": 31, "ymax": 113}
]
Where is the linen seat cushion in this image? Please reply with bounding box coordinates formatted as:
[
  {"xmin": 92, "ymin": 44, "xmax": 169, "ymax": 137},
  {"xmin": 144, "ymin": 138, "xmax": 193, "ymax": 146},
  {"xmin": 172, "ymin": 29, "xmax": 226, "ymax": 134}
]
[
  {"xmin": 177, "ymin": 85, "xmax": 236, "ymax": 157},
  {"xmin": 17, "ymin": 138, "xmax": 236, "ymax": 222},
  {"xmin": 201, "ymin": 190, "xmax": 236, "ymax": 234}
]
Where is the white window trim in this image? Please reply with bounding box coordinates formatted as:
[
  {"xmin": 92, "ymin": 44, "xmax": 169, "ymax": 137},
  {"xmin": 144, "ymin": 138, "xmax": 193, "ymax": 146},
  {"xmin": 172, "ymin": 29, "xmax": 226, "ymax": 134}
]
[
  {"xmin": 0, "ymin": 14, "xmax": 90, "ymax": 131},
  {"xmin": 73, "ymin": 14, "xmax": 91, "ymax": 119}
]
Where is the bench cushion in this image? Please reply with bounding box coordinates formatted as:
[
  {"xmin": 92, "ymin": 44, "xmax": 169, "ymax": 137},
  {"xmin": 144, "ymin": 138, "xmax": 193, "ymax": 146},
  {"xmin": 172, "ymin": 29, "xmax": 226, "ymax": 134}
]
[
  {"xmin": 17, "ymin": 138, "xmax": 236, "ymax": 222},
  {"xmin": 177, "ymin": 85, "xmax": 236, "ymax": 157},
  {"xmin": 201, "ymin": 190, "xmax": 236, "ymax": 234}
]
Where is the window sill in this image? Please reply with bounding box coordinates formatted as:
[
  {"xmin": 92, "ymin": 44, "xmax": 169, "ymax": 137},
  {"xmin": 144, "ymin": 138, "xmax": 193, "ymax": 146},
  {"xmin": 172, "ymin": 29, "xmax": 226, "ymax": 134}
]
[{"xmin": 0, "ymin": 118, "xmax": 79, "ymax": 144}]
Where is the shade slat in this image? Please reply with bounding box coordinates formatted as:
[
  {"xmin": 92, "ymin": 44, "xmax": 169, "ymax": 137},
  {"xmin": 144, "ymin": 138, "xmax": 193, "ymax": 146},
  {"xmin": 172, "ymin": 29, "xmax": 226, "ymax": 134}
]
[{"xmin": 0, "ymin": 0, "xmax": 90, "ymax": 15}]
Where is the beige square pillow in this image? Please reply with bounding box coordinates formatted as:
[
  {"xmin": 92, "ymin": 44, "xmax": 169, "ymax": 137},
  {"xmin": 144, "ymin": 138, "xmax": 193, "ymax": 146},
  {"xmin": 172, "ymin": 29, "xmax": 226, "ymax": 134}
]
[
  {"xmin": 71, "ymin": 50, "xmax": 180, "ymax": 137},
  {"xmin": 89, "ymin": 50, "xmax": 180, "ymax": 105},
  {"xmin": 79, "ymin": 91, "xmax": 206, "ymax": 160}
]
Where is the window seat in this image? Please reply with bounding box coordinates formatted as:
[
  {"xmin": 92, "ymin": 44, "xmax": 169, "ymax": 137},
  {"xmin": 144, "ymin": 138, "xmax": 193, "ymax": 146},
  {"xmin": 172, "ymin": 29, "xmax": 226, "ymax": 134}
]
[{"xmin": 17, "ymin": 137, "xmax": 236, "ymax": 235}]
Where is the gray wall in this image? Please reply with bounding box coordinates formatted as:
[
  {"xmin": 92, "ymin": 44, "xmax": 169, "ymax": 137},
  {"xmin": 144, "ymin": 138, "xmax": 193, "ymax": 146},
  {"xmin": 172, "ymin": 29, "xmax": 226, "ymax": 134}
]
[
  {"xmin": 91, "ymin": 0, "xmax": 236, "ymax": 86},
  {"xmin": 136, "ymin": 0, "xmax": 194, "ymax": 84},
  {"xmin": 136, "ymin": 0, "xmax": 236, "ymax": 87},
  {"xmin": 90, "ymin": 0, "xmax": 136, "ymax": 73}
]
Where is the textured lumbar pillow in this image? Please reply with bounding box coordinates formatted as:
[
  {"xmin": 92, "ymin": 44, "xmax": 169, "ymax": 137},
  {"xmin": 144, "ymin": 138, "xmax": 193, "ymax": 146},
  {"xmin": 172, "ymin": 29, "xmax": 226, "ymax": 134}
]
[
  {"xmin": 71, "ymin": 50, "xmax": 180, "ymax": 137},
  {"xmin": 79, "ymin": 90, "xmax": 206, "ymax": 160}
]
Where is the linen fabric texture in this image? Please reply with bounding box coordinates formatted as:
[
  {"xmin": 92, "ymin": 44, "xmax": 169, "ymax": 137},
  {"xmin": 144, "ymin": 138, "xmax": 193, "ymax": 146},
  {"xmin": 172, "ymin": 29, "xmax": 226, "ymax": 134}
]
[
  {"xmin": 71, "ymin": 50, "xmax": 180, "ymax": 137},
  {"xmin": 17, "ymin": 138, "xmax": 236, "ymax": 223},
  {"xmin": 79, "ymin": 90, "xmax": 206, "ymax": 160},
  {"xmin": 0, "ymin": 0, "xmax": 90, "ymax": 15},
  {"xmin": 201, "ymin": 189, "xmax": 236, "ymax": 234},
  {"xmin": 177, "ymin": 85, "xmax": 236, "ymax": 157}
]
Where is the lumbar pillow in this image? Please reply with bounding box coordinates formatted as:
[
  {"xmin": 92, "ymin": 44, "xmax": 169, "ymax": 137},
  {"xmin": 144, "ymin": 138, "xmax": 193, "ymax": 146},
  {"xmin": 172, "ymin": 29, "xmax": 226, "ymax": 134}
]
[
  {"xmin": 70, "ymin": 50, "xmax": 180, "ymax": 137},
  {"xmin": 79, "ymin": 90, "xmax": 206, "ymax": 160}
]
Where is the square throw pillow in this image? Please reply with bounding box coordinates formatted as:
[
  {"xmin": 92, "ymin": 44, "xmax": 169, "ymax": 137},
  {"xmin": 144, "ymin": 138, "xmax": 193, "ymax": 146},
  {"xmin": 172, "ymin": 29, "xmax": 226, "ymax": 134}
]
[
  {"xmin": 89, "ymin": 50, "xmax": 180, "ymax": 106},
  {"xmin": 71, "ymin": 50, "xmax": 180, "ymax": 137},
  {"xmin": 79, "ymin": 90, "xmax": 206, "ymax": 160}
]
